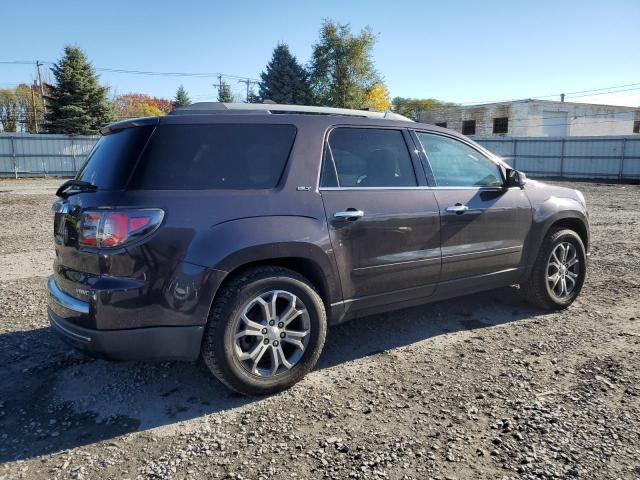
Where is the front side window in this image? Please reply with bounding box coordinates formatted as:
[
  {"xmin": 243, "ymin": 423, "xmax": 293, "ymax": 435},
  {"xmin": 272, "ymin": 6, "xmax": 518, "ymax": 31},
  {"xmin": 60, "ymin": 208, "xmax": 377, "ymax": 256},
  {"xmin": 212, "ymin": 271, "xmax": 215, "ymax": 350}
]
[
  {"xmin": 415, "ymin": 132, "xmax": 503, "ymax": 187},
  {"xmin": 130, "ymin": 124, "xmax": 296, "ymax": 190},
  {"xmin": 321, "ymin": 128, "xmax": 417, "ymax": 188}
]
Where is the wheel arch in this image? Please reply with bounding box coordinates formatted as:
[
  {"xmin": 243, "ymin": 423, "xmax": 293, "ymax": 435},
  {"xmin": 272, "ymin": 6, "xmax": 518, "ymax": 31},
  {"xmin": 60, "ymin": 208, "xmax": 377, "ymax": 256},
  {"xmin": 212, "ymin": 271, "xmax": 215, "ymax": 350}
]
[
  {"xmin": 205, "ymin": 239, "xmax": 345, "ymax": 325},
  {"xmin": 216, "ymin": 256, "xmax": 332, "ymax": 310},
  {"xmin": 547, "ymin": 216, "xmax": 589, "ymax": 253},
  {"xmin": 523, "ymin": 206, "xmax": 590, "ymax": 280}
]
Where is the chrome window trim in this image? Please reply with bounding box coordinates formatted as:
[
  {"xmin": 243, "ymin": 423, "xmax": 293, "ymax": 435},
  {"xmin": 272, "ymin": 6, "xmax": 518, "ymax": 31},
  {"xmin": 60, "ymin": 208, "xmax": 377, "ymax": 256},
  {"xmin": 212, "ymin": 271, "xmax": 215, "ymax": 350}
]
[
  {"xmin": 319, "ymin": 185, "xmax": 520, "ymax": 192},
  {"xmin": 411, "ymin": 130, "xmax": 507, "ymax": 187},
  {"xmin": 317, "ymin": 125, "xmax": 419, "ymax": 190}
]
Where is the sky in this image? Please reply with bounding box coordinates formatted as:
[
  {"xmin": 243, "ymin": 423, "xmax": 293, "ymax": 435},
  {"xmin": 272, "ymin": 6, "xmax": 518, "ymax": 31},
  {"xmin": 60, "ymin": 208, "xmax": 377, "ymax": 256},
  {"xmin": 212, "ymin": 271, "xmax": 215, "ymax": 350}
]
[{"xmin": 1, "ymin": 0, "xmax": 639, "ymax": 107}]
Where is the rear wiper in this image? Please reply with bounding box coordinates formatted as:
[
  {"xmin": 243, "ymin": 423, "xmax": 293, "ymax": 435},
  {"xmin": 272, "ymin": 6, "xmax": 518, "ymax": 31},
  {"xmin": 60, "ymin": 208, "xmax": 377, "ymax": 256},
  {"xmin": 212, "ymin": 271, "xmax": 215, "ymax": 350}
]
[{"xmin": 56, "ymin": 180, "xmax": 98, "ymax": 198}]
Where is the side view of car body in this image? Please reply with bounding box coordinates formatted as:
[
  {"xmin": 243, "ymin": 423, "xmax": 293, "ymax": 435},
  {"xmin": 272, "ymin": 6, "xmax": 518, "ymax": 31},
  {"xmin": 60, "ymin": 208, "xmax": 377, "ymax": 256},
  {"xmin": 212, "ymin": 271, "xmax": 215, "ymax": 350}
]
[{"xmin": 49, "ymin": 103, "xmax": 589, "ymax": 394}]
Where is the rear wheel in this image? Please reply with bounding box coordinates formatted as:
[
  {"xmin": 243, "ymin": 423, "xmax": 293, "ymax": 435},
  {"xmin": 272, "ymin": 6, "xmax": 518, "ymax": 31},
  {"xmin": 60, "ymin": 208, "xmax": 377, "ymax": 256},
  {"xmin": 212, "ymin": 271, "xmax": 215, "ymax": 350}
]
[
  {"xmin": 201, "ymin": 266, "xmax": 327, "ymax": 395},
  {"xmin": 522, "ymin": 228, "xmax": 587, "ymax": 310}
]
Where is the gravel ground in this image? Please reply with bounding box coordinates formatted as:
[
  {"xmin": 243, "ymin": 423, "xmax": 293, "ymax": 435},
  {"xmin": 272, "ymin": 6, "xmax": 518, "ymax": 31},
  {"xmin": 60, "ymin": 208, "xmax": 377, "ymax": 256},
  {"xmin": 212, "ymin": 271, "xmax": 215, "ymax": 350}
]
[{"xmin": 0, "ymin": 178, "xmax": 638, "ymax": 480}]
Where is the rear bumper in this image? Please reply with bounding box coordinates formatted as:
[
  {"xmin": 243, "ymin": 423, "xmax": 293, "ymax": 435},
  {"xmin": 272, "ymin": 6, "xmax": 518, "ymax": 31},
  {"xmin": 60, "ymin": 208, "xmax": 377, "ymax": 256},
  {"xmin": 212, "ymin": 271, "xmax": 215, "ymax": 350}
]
[
  {"xmin": 49, "ymin": 309, "xmax": 204, "ymax": 361},
  {"xmin": 48, "ymin": 275, "xmax": 204, "ymax": 361}
]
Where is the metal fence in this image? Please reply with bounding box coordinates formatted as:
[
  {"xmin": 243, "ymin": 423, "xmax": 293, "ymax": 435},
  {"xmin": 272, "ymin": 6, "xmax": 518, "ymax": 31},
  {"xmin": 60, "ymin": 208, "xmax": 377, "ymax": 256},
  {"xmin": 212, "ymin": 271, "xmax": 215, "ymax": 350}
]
[
  {"xmin": 472, "ymin": 135, "xmax": 640, "ymax": 181},
  {"xmin": 0, "ymin": 133, "xmax": 98, "ymax": 178},
  {"xmin": 1, "ymin": 132, "xmax": 639, "ymax": 181}
]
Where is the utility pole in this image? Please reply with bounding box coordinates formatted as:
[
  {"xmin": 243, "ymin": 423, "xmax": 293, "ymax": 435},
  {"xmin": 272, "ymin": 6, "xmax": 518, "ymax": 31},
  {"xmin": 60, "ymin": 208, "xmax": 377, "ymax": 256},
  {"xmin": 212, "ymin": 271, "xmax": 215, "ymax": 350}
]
[
  {"xmin": 36, "ymin": 60, "xmax": 47, "ymax": 115},
  {"xmin": 30, "ymin": 85, "xmax": 39, "ymax": 133},
  {"xmin": 212, "ymin": 75, "xmax": 224, "ymax": 101},
  {"xmin": 238, "ymin": 79, "xmax": 258, "ymax": 103}
]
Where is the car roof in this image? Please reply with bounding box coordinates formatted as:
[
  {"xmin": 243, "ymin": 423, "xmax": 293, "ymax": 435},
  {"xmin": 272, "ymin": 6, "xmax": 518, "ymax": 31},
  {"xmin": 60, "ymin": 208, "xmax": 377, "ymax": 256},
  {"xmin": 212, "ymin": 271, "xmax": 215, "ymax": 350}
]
[{"xmin": 100, "ymin": 103, "xmax": 457, "ymax": 139}]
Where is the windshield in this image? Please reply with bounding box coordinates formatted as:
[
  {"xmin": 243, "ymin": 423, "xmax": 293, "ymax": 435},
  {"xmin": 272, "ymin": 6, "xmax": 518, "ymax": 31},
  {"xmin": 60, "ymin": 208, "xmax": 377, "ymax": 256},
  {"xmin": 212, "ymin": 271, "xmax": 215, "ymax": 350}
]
[{"xmin": 76, "ymin": 126, "xmax": 153, "ymax": 190}]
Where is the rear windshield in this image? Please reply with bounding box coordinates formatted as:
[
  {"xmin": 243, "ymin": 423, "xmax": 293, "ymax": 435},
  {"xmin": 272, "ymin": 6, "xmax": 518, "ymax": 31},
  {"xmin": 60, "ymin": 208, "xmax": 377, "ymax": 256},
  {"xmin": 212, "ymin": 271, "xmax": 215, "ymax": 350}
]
[
  {"xmin": 76, "ymin": 126, "xmax": 153, "ymax": 190},
  {"xmin": 129, "ymin": 124, "xmax": 297, "ymax": 190}
]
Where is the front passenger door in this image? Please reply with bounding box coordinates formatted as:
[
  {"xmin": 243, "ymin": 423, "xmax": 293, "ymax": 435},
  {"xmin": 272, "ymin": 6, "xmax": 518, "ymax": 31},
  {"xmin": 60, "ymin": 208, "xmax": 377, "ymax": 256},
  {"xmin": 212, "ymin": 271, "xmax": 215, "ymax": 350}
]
[{"xmin": 413, "ymin": 132, "xmax": 532, "ymax": 285}]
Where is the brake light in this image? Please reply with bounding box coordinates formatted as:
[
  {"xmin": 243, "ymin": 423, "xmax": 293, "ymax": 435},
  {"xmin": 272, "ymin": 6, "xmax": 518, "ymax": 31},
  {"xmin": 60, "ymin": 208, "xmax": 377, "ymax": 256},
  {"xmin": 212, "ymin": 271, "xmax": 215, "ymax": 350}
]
[
  {"xmin": 79, "ymin": 212, "xmax": 101, "ymax": 246},
  {"xmin": 79, "ymin": 209, "xmax": 164, "ymax": 248}
]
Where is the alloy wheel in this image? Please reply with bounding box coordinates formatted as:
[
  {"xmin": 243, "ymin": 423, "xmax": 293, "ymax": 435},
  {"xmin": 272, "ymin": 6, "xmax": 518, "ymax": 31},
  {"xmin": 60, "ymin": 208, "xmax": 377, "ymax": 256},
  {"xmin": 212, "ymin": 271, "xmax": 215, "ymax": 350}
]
[
  {"xmin": 233, "ymin": 290, "xmax": 311, "ymax": 377},
  {"xmin": 547, "ymin": 241, "xmax": 580, "ymax": 299}
]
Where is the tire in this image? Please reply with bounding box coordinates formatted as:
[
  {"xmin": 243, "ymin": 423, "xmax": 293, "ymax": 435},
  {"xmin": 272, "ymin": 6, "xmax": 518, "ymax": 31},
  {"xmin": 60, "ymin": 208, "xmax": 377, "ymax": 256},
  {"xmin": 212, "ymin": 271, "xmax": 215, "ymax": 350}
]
[
  {"xmin": 522, "ymin": 228, "xmax": 587, "ymax": 310},
  {"xmin": 201, "ymin": 266, "xmax": 327, "ymax": 395}
]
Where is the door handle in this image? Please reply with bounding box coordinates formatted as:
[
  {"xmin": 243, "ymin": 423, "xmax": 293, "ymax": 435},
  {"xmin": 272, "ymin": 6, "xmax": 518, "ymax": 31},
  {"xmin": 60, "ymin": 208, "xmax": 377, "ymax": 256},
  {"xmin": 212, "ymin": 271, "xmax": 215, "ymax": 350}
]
[
  {"xmin": 334, "ymin": 209, "xmax": 364, "ymax": 220},
  {"xmin": 446, "ymin": 204, "xmax": 469, "ymax": 214}
]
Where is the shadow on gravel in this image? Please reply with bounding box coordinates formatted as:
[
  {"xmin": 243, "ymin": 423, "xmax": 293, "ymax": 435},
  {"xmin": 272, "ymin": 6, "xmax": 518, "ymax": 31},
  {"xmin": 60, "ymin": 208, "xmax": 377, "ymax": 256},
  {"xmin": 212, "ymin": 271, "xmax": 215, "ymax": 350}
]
[{"xmin": 0, "ymin": 287, "xmax": 542, "ymax": 463}]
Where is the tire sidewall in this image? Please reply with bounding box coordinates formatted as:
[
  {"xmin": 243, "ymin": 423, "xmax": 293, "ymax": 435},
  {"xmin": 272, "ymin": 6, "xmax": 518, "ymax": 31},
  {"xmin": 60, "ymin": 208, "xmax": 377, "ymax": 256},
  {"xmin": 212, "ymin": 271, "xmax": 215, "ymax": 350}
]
[{"xmin": 211, "ymin": 273, "xmax": 326, "ymax": 394}]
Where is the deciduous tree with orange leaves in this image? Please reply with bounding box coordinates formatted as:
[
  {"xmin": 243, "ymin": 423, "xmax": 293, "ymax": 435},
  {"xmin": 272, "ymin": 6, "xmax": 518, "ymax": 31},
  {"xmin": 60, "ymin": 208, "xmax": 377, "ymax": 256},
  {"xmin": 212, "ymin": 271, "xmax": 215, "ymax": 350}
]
[{"xmin": 113, "ymin": 93, "xmax": 173, "ymax": 119}]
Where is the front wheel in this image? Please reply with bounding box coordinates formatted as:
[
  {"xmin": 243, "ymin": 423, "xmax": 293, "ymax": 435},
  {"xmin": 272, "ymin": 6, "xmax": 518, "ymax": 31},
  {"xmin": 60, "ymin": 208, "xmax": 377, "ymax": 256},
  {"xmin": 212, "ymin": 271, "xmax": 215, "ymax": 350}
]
[
  {"xmin": 201, "ymin": 266, "xmax": 327, "ymax": 395},
  {"xmin": 522, "ymin": 228, "xmax": 587, "ymax": 310}
]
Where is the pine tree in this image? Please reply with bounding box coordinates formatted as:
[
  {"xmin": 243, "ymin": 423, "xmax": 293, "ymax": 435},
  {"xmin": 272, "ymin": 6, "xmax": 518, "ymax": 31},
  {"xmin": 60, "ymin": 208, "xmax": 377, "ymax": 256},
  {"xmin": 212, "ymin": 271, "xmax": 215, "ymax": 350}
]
[
  {"xmin": 45, "ymin": 46, "xmax": 112, "ymax": 134},
  {"xmin": 174, "ymin": 85, "xmax": 191, "ymax": 107},
  {"xmin": 259, "ymin": 44, "xmax": 312, "ymax": 105},
  {"xmin": 217, "ymin": 81, "xmax": 234, "ymax": 103}
]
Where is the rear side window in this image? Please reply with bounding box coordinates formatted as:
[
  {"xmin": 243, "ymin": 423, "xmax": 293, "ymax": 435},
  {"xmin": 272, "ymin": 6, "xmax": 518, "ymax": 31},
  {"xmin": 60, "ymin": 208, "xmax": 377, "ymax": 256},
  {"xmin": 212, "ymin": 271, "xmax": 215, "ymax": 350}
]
[
  {"xmin": 76, "ymin": 126, "xmax": 153, "ymax": 190},
  {"xmin": 321, "ymin": 128, "xmax": 417, "ymax": 188},
  {"xmin": 130, "ymin": 124, "xmax": 296, "ymax": 190}
]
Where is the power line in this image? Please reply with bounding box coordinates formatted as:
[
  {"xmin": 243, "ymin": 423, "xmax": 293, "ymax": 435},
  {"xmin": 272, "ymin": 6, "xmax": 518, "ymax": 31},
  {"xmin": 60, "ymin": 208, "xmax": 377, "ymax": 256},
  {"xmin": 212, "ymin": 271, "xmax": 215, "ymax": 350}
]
[
  {"xmin": 456, "ymin": 82, "xmax": 640, "ymax": 106},
  {"xmin": 2, "ymin": 59, "xmax": 637, "ymax": 104},
  {"xmin": 407, "ymin": 88, "xmax": 640, "ymax": 119},
  {"xmin": 0, "ymin": 60, "xmax": 259, "ymax": 82}
]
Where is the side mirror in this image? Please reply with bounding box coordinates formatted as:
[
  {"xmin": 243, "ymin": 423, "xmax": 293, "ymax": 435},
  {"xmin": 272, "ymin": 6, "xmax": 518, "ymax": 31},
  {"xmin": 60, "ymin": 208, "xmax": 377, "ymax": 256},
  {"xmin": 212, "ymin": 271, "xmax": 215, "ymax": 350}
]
[{"xmin": 506, "ymin": 168, "xmax": 527, "ymax": 188}]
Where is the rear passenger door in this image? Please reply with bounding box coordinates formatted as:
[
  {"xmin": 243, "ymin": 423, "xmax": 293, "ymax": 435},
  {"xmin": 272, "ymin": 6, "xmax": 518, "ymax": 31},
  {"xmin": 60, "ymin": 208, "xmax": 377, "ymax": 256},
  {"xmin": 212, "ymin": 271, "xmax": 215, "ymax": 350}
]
[{"xmin": 319, "ymin": 127, "xmax": 441, "ymax": 313}]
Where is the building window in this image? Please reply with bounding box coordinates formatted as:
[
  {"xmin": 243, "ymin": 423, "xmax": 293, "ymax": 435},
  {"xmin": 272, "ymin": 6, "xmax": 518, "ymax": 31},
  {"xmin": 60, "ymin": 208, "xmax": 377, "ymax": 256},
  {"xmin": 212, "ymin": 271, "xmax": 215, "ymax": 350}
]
[
  {"xmin": 634, "ymin": 120, "xmax": 640, "ymax": 134},
  {"xmin": 493, "ymin": 117, "xmax": 508, "ymax": 134},
  {"xmin": 462, "ymin": 120, "xmax": 476, "ymax": 136},
  {"xmin": 435, "ymin": 122, "xmax": 447, "ymax": 128}
]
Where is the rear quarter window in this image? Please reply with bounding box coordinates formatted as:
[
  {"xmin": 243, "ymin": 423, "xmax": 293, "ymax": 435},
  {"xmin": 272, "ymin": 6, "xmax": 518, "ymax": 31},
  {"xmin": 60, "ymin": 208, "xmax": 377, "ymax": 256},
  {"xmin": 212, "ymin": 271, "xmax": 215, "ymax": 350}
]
[
  {"xmin": 130, "ymin": 124, "xmax": 296, "ymax": 190},
  {"xmin": 76, "ymin": 126, "xmax": 153, "ymax": 190}
]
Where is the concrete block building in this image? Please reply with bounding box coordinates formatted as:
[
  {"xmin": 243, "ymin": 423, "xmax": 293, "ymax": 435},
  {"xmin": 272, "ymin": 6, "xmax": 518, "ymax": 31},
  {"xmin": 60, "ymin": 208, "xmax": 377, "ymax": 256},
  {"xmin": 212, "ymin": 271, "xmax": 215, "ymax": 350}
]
[{"xmin": 418, "ymin": 99, "xmax": 640, "ymax": 137}]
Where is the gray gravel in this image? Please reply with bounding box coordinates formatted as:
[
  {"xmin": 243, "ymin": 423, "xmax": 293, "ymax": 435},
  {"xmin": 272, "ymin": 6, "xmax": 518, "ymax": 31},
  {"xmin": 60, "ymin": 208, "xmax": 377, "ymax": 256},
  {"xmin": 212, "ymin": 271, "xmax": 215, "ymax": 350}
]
[{"xmin": 0, "ymin": 178, "xmax": 638, "ymax": 480}]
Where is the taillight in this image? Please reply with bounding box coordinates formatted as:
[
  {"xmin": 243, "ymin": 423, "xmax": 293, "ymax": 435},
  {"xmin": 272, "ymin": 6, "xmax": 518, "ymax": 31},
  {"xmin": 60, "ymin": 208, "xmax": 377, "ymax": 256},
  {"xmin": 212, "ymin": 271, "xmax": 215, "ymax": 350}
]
[
  {"xmin": 79, "ymin": 212, "xmax": 101, "ymax": 246},
  {"xmin": 79, "ymin": 209, "xmax": 164, "ymax": 248}
]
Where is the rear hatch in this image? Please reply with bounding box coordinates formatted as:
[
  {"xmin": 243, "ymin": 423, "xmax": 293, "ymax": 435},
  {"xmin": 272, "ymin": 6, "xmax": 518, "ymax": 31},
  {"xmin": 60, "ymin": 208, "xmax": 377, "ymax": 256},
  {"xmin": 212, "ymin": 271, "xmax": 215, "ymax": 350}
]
[{"xmin": 52, "ymin": 120, "xmax": 157, "ymax": 301}]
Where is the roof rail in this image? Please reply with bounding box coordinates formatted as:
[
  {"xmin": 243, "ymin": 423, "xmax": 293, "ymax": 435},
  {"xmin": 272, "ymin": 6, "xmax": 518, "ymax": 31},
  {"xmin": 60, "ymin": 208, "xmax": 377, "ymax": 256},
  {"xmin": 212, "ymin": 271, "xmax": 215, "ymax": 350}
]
[{"xmin": 169, "ymin": 102, "xmax": 413, "ymax": 122}]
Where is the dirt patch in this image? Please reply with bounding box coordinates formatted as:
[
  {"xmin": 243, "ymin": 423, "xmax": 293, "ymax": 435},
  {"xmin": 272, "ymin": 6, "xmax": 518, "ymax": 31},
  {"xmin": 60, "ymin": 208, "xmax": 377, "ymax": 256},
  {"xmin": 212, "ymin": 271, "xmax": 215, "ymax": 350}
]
[{"xmin": 0, "ymin": 178, "xmax": 639, "ymax": 479}]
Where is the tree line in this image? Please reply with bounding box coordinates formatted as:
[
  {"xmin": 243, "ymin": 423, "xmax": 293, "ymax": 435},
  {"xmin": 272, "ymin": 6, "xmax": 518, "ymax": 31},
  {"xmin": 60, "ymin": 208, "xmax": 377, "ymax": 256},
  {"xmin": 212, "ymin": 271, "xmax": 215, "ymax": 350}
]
[{"xmin": 0, "ymin": 20, "xmax": 453, "ymax": 135}]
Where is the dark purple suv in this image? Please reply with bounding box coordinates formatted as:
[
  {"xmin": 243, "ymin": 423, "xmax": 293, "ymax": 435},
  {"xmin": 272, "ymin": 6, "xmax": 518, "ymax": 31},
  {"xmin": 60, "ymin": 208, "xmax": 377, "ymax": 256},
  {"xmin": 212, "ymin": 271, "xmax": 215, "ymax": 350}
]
[{"xmin": 49, "ymin": 103, "xmax": 589, "ymax": 395}]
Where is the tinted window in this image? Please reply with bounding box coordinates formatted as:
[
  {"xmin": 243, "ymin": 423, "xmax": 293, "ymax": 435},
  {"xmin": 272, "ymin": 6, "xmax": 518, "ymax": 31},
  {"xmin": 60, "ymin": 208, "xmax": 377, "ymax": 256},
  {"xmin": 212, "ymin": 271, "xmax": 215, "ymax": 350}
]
[
  {"xmin": 320, "ymin": 146, "xmax": 338, "ymax": 187},
  {"xmin": 130, "ymin": 124, "xmax": 296, "ymax": 190},
  {"xmin": 76, "ymin": 126, "xmax": 153, "ymax": 189},
  {"xmin": 324, "ymin": 128, "xmax": 417, "ymax": 188},
  {"xmin": 415, "ymin": 133, "xmax": 503, "ymax": 187}
]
